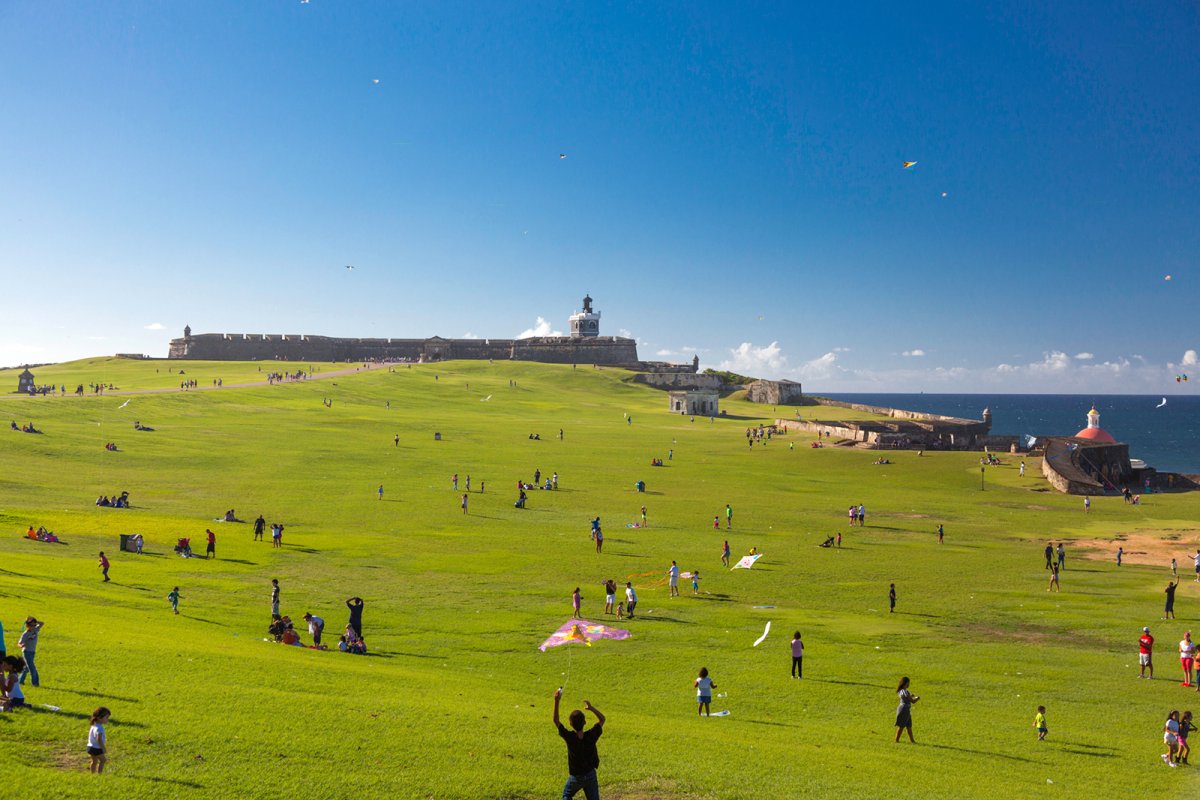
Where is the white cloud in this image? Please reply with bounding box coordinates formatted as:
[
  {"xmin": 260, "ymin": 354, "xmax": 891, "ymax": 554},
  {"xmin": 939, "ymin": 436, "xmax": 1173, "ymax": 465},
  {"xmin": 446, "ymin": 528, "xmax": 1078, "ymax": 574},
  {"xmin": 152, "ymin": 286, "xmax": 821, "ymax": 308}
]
[
  {"xmin": 461, "ymin": 332, "xmax": 480, "ymax": 339},
  {"xmin": 655, "ymin": 349, "xmax": 675, "ymax": 357},
  {"xmin": 719, "ymin": 341, "xmax": 787, "ymax": 376},
  {"xmin": 1074, "ymin": 352, "xmax": 1094, "ymax": 360},
  {"xmin": 798, "ymin": 351, "xmax": 842, "ymax": 380},
  {"xmin": 901, "ymin": 349, "xmax": 925, "ymax": 357},
  {"xmin": 832, "ymin": 347, "xmax": 852, "ymax": 353},
  {"xmin": 1183, "ymin": 350, "xmax": 1198, "ymax": 366},
  {"xmin": 516, "ymin": 317, "xmax": 563, "ymax": 339},
  {"xmin": 144, "ymin": 322, "xmax": 165, "ymax": 331}
]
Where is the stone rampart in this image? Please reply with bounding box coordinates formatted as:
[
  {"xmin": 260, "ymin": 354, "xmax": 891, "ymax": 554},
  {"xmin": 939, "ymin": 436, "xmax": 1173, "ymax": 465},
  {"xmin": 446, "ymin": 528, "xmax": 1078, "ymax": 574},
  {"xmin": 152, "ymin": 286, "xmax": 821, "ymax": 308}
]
[
  {"xmin": 168, "ymin": 332, "xmax": 642, "ymax": 366},
  {"xmin": 745, "ymin": 380, "xmax": 803, "ymax": 405},
  {"xmin": 631, "ymin": 373, "xmax": 723, "ymax": 390}
]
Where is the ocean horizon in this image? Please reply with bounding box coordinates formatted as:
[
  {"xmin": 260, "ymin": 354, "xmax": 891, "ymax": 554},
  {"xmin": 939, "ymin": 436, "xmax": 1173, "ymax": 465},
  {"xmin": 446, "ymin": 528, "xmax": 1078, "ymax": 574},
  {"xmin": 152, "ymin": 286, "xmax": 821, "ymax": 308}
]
[{"xmin": 820, "ymin": 393, "xmax": 1200, "ymax": 474}]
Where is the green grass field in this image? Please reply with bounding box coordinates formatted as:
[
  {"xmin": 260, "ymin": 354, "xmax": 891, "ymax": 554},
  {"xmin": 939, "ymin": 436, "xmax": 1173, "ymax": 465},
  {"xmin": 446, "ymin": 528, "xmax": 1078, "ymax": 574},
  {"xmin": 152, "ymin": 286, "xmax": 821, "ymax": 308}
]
[{"xmin": 1, "ymin": 358, "xmax": 1198, "ymax": 798}]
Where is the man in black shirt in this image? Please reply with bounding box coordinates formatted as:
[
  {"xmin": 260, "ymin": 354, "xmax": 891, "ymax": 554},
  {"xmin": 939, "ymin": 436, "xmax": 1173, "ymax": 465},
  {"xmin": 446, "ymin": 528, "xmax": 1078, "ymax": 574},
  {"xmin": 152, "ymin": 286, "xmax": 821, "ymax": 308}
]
[
  {"xmin": 553, "ymin": 688, "xmax": 605, "ymax": 800},
  {"xmin": 346, "ymin": 597, "xmax": 365, "ymax": 638}
]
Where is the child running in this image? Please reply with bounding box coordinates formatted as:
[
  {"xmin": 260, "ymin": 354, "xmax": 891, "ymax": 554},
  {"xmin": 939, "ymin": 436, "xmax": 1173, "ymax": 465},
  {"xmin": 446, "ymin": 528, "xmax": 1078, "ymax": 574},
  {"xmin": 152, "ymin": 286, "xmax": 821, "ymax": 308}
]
[
  {"xmin": 694, "ymin": 667, "xmax": 716, "ymax": 717},
  {"xmin": 88, "ymin": 707, "xmax": 111, "ymax": 773},
  {"xmin": 1034, "ymin": 705, "xmax": 1048, "ymax": 741},
  {"xmin": 167, "ymin": 587, "xmax": 181, "ymax": 615}
]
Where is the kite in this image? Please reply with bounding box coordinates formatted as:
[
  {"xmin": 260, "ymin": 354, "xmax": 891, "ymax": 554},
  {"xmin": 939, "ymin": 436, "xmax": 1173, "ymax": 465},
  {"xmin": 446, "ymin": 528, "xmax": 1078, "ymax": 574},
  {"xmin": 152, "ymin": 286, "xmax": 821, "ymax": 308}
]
[
  {"xmin": 538, "ymin": 619, "xmax": 631, "ymax": 652},
  {"xmin": 1156, "ymin": 398, "xmax": 1167, "ymax": 408},
  {"xmin": 118, "ymin": 400, "xmax": 130, "ymax": 409},
  {"xmin": 753, "ymin": 621, "xmax": 771, "ymax": 647},
  {"xmin": 731, "ymin": 553, "xmax": 762, "ymax": 570},
  {"xmin": 1177, "ymin": 375, "xmax": 1190, "ymax": 383},
  {"xmin": 1165, "ymin": 275, "xmax": 1172, "ymax": 281},
  {"xmin": 709, "ymin": 710, "xmax": 731, "ymax": 717},
  {"xmin": 902, "ymin": 161, "xmax": 917, "ymax": 169},
  {"xmin": 941, "ymin": 192, "xmax": 948, "ymax": 197},
  {"xmin": 559, "ymin": 153, "xmax": 567, "ymax": 159},
  {"xmin": 372, "ymin": 79, "xmax": 380, "ymax": 85},
  {"xmin": 345, "ymin": 265, "xmax": 355, "ymax": 270},
  {"xmin": 481, "ymin": 395, "xmax": 492, "ymax": 402}
]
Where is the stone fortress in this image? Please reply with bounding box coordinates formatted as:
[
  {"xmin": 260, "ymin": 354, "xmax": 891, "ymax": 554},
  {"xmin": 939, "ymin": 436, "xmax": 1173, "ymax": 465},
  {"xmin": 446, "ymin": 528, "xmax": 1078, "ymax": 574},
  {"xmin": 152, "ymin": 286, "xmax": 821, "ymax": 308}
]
[{"xmin": 168, "ymin": 295, "xmax": 697, "ymax": 372}]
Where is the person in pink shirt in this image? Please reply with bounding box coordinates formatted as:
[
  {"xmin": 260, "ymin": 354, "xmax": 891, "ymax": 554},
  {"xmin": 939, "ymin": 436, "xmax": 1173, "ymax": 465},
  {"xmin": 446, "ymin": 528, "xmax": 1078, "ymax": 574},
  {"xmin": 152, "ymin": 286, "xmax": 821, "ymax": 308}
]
[{"xmin": 98, "ymin": 551, "xmax": 110, "ymax": 582}]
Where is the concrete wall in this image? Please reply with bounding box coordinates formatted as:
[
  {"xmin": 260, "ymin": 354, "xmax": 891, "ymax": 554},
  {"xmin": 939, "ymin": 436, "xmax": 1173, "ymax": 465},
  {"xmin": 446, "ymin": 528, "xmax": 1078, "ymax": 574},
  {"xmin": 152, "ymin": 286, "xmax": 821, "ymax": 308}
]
[
  {"xmin": 804, "ymin": 397, "xmax": 984, "ymax": 425},
  {"xmin": 632, "ymin": 373, "xmax": 723, "ymax": 390},
  {"xmin": 745, "ymin": 380, "xmax": 803, "ymax": 405},
  {"xmin": 169, "ymin": 332, "xmax": 639, "ymax": 365}
]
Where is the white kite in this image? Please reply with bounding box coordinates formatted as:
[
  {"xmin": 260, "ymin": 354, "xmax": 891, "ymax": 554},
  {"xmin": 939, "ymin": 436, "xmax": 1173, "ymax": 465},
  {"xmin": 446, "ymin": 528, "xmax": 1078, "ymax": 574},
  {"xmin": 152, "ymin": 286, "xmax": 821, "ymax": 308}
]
[
  {"xmin": 753, "ymin": 621, "xmax": 771, "ymax": 647},
  {"xmin": 118, "ymin": 400, "xmax": 130, "ymax": 409},
  {"xmin": 481, "ymin": 395, "xmax": 492, "ymax": 402},
  {"xmin": 731, "ymin": 553, "xmax": 762, "ymax": 570},
  {"xmin": 1156, "ymin": 397, "xmax": 1167, "ymax": 408}
]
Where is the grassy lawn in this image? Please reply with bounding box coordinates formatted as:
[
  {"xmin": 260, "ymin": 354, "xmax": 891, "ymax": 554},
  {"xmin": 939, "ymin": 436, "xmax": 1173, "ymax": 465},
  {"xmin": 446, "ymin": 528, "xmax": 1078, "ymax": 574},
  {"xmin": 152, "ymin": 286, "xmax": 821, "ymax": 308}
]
[{"xmin": 1, "ymin": 358, "xmax": 1198, "ymax": 798}]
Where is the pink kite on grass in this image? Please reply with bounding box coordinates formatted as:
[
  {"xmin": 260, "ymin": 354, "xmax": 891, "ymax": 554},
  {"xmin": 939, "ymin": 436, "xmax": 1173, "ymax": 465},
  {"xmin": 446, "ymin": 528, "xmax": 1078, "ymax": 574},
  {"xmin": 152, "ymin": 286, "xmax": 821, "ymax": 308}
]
[{"xmin": 538, "ymin": 620, "xmax": 631, "ymax": 652}]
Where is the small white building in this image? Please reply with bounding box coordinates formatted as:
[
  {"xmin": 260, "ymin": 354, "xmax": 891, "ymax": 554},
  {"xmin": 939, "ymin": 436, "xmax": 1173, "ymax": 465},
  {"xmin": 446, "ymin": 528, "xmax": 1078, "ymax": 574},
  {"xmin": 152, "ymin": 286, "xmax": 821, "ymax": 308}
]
[{"xmin": 668, "ymin": 389, "xmax": 719, "ymax": 416}]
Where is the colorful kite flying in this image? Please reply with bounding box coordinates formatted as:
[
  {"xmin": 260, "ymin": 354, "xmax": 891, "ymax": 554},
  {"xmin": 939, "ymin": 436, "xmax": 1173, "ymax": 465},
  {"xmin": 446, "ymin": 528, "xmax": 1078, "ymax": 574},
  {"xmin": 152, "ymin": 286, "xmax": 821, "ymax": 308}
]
[{"xmin": 538, "ymin": 620, "xmax": 631, "ymax": 651}]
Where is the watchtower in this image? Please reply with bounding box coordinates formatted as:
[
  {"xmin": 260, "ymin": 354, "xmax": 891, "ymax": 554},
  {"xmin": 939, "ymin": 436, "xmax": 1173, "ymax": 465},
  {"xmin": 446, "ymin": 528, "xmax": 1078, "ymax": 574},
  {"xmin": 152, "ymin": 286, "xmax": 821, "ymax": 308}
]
[
  {"xmin": 568, "ymin": 294, "xmax": 601, "ymax": 338},
  {"xmin": 17, "ymin": 367, "xmax": 34, "ymax": 394}
]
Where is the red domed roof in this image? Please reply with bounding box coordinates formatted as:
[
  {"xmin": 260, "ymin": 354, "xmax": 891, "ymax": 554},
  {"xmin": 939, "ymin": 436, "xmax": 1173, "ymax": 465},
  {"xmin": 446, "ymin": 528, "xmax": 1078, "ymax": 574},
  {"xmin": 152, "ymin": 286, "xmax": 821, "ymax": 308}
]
[{"xmin": 1075, "ymin": 426, "xmax": 1116, "ymax": 443}]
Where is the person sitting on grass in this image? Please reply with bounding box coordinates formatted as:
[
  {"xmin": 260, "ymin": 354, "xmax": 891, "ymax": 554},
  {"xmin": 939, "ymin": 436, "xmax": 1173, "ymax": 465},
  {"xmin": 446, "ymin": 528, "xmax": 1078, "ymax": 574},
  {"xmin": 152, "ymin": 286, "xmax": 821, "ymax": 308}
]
[
  {"xmin": 268, "ymin": 614, "xmax": 287, "ymax": 642},
  {"xmin": 280, "ymin": 622, "xmax": 303, "ymax": 647},
  {"xmin": 2, "ymin": 655, "xmax": 28, "ymax": 710}
]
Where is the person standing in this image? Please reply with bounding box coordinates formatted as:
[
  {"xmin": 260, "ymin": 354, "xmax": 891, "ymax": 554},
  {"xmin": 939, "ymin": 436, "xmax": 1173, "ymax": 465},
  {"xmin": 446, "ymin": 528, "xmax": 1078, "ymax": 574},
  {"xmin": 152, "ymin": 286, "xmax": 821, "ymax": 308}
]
[
  {"xmin": 791, "ymin": 632, "xmax": 804, "ymax": 679},
  {"xmin": 346, "ymin": 597, "xmax": 364, "ymax": 639},
  {"xmin": 1084, "ymin": 496, "xmax": 1090, "ymax": 513},
  {"xmin": 18, "ymin": 617, "xmax": 42, "ymax": 686},
  {"xmin": 1179, "ymin": 631, "xmax": 1195, "ymax": 687},
  {"xmin": 167, "ymin": 587, "xmax": 181, "ymax": 615},
  {"xmin": 393, "ymin": 434, "xmax": 399, "ymax": 447},
  {"xmin": 1194, "ymin": 549, "xmax": 1200, "ymax": 582},
  {"xmin": 87, "ymin": 706, "xmax": 111, "ymax": 774},
  {"xmin": 640, "ymin": 505, "xmax": 647, "ymax": 528},
  {"xmin": 271, "ymin": 579, "xmax": 281, "ymax": 616},
  {"xmin": 1139, "ymin": 626, "xmax": 1154, "ymax": 678},
  {"xmin": 1166, "ymin": 579, "xmax": 1179, "ymax": 619},
  {"xmin": 205, "ymin": 529, "xmax": 216, "ymax": 559},
  {"xmin": 1044, "ymin": 543, "xmax": 1054, "ymax": 570},
  {"xmin": 937, "ymin": 524, "xmax": 944, "ymax": 544},
  {"xmin": 594, "ymin": 525, "xmax": 603, "ymax": 554},
  {"xmin": 1057, "ymin": 543, "xmax": 1066, "ymax": 570},
  {"xmin": 98, "ymin": 551, "xmax": 110, "ymax": 582},
  {"xmin": 668, "ymin": 562, "xmax": 680, "ymax": 597},
  {"xmin": 465, "ymin": 475, "xmax": 471, "ymax": 492},
  {"xmin": 0, "ymin": 618, "xmax": 5, "ymax": 659},
  {"xmin": 1117, "ymin": 546, "xmax": 1123, "ymax": 566},
  {"xmin": 572, "ymin": 588, "xmax": 582, "ymax": 620},
  {"xmin": 461, "ymin": 493, "xmax": 469, "ymax": 514},
  {"xmin": 721, "ymin": 540, "xmax": 730, "ymax": 568},
  {"xmin": 889, "ymin": 583, "xmax": 897, "ymax": 613},
  {"xmin": 725, "ymin": 504, "xmax": 733, "ymax": 530},
  {"xmin": 624, "ymin": 582, "xmax": 637, "ymax": 619},
  {"xmin": 253, "ymin": 514, "xmax": 266, "ymax": 542},
  {"xmin": 1034, "ymin": 706, "xmax": 1048, "ymax": 741},
  {"xmin": 848, "ymin": 505, "xmax": 857, "ymax": 527},
  {"xmin": 377, "ymin": 484, "xmax": 384, "ymax": 501},
  {"xmin": 1020, "ymin": 461, "xmax": 1026, "ymax": 477},
  {"xmin": 894, "ymin": 676, "xmax": 919, "ymax": 743},
  {"xmin": 452, "ymin": 473, "xmax": 459, "ymax": 491},
  {"xmin": 857, "ymin": 504, "xmax": 866, "ymax": 527},
  {"xmin": 1048, "ymin": 563, "xmax": 1060, "ymax": 592},
  {"xmin": 552, "ymin": 688, "xmax": 605, "ymax": 800},
  {"xmin": 694, "ymin": 667, "xmax": 716, "ymax": 717},
  {"xmin": 603, "ymin": 581, "xmax": 615, "ymax": 615}
]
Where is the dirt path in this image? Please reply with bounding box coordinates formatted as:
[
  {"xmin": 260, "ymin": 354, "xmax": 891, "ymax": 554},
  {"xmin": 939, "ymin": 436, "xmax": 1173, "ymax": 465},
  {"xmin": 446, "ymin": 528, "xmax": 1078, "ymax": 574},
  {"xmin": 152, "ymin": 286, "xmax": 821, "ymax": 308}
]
[{"xmin": 1075, "ymin": 530, "xmax": 1200, "ymax": 567}]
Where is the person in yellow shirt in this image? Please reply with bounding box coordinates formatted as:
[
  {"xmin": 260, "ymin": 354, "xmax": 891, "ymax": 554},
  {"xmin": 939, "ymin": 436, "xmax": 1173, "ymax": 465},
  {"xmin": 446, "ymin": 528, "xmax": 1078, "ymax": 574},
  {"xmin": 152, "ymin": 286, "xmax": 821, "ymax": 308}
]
[{"xmin": 1034, "ymin": 705, "xmax": 1048, "ymax": 741}]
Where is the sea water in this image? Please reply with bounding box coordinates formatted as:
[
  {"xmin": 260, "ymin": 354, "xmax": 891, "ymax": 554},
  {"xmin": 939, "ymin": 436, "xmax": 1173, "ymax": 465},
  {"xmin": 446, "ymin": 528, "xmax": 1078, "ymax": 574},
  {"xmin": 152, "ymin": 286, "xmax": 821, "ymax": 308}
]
[{"xmin": 821, "ymin": 394, "xmax": 1200, "ymax": 474}]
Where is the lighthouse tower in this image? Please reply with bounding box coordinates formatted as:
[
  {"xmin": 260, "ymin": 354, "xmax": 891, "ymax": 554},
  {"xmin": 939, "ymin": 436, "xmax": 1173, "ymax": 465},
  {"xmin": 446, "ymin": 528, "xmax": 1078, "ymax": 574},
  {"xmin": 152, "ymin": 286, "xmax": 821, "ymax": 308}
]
[
  {"xmin": 568, "ymin": 294, "xmax": 601, "ymax": 338},
  {"xmin": 1074, "ymin": 406, "xmax": 1117, "ymax": 443}
]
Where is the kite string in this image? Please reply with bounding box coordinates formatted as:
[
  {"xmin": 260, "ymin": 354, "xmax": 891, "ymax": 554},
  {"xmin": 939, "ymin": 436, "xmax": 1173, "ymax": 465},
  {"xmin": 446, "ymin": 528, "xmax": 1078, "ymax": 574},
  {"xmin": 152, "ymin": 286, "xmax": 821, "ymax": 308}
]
[{"xmin": 562, "ymin": 644, "xmax": 573, "ymax": 694}]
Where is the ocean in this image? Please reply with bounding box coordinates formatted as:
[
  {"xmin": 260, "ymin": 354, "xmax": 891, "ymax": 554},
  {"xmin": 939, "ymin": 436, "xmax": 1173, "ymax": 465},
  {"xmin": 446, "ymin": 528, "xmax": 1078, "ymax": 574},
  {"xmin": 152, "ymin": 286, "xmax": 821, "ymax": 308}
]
[{"xmin": 821, "ymin": 394, "xmax": 1200, "ymax": 474}]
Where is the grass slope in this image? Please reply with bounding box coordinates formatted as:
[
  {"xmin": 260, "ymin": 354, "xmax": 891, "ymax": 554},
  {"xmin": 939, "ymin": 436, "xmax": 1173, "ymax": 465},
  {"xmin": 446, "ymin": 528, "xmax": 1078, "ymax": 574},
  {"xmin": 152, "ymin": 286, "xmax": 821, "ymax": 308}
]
[{"xmin": 1, "ymin": 358, "xmax": 1198, "ymax": 799}]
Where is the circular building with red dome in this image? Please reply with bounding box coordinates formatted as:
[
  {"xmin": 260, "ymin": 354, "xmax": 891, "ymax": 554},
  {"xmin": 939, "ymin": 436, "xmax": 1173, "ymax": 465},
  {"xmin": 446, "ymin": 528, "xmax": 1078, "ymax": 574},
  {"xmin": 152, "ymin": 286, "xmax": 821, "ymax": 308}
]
[{"xmin": 1074, "ymin": 406, "xmax": 1116, "ymax": 443}]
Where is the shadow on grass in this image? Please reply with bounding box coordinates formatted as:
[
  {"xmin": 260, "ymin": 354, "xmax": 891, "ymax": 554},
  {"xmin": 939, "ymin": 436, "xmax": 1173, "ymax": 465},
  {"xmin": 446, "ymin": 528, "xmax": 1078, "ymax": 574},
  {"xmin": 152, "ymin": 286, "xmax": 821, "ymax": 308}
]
[
  {"xmin": 181, "ymin": 616, "xmax": 226, "ymax": 626},
  {"xmin": 629, "ymin": 614, "xmax": 690, "ymax": 624},
  {"xmin": 604, "ymin": 551, "xmax": 647, "ymax": 558},
  {"xmin": 212, "ymin": 558, "xmax": 256, "ymax": 565},
  {"xmin": 1057, "ymin": 747, "xmax": 1115, "ymax": 758},
  {"xmin": 696, "ymin": 593, "xmax": 733, "ymax": 602},
  {"xmin": 899, "ymin": 612, "xmax": 940, "ymax": 618},
  {"xmin": 49, "ymin": 686, "xmax": 141, "ymax": 703},
  {"xmin": 741, "ymin": 718, "xmax": 799, "ymax": 729},
  {"xmin": 128, "ymin": 774, "xmax": 204, "ymax": 789},
  {"xmin": 809, "ymin": 677, "xmax": 891, "ymax": 690},
  {"xmin": 282, "ymin": 545, "xmax": 320, "ymax": 554},
  {"xmin": 923, "ymin": 742, "xmax": 1034, "ymax": 763}
]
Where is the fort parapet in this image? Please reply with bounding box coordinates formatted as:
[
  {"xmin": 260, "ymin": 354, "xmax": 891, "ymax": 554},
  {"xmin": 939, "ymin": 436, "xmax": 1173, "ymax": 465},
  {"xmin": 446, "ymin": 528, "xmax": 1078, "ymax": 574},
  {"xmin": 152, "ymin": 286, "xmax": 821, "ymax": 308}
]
[{"xmin": 168, "ymin": 332, "xmax": 644, "ymax": 366}]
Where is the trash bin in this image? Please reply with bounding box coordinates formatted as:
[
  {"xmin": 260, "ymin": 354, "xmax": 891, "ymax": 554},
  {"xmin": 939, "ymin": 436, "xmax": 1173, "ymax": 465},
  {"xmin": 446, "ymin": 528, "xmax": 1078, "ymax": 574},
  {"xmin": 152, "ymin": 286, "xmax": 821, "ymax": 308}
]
[
  {"xmin": 120, "ymin": 534, "xmax": 136, "ymax": 553},
  {"xmin": 434, "ymin": 432, "xmax": 442, "ymax": 441}
]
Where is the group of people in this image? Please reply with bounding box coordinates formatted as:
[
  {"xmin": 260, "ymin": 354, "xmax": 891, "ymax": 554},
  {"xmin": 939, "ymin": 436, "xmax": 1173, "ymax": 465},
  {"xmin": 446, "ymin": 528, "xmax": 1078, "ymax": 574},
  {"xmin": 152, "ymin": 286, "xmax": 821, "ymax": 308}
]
[
  {"xmin": 267, "ymin": 594, "xmax": 367, "ymax": 655},
  {"xmin": 0, "ymin": 618, "xmax": 43, "ymax": 713},
  {"xmin": 9, "ymin": 421, "xmax": 40, "ymax": 433},
  {"xmin": 251, "ymin": 514, "xmax": 286, "ymax": 547},
  {"xmin": 845, "ymin": 504, "xmax": 866, "ymax": 526},
  {"xmin": 94, "ymin": 492, "xmax": 130, "ymax": 508},
  {"xmin": 24, "ymin": 526, "xmax": 60, "ymax": 543}
]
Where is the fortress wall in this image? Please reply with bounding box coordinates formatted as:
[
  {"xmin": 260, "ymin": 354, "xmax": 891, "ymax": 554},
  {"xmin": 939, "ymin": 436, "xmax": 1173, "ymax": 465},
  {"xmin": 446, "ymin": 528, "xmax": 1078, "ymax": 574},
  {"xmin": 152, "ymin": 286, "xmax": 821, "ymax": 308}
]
[
  {"xmin": 168, "ymin": 333, "xmax": 639, "ymax": 365},
  {"xmin": 745, "ymin": 380, "xmax": 804, "ymax": 405},
  {"xmin": 806, "ymin": 397, "xmax": 983, "ymax": 426},
  {"xmin": 632, "ymin": 373, "xmax": 723, "ymax": 390}
]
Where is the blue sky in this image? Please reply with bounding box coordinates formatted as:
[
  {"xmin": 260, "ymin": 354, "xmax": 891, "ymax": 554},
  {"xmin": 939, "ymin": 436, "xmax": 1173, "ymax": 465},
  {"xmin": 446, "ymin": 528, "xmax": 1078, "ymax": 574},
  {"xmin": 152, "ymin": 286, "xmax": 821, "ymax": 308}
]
[{"xmin": 1, "ymin": 1, "xmax": 1197, "ymax": 392}]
